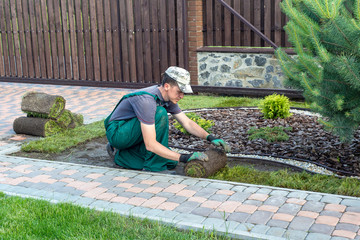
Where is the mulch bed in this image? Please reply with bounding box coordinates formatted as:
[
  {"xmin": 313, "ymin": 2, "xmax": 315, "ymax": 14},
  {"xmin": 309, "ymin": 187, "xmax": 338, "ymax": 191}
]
[{"xmin": 168, "ymin": 108, "xmax": 360, "ymax": 176}]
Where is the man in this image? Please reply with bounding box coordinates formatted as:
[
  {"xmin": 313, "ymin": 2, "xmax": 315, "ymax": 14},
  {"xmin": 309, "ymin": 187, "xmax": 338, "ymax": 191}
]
[{"xmin": 104, "ymin": 66, "xmax": 230, "ymax": 172}]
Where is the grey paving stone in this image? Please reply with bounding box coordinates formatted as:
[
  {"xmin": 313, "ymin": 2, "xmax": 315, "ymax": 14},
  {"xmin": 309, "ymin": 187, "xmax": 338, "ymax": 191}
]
[
  {"xmin": 202, "ymin": 218, "xmax": 226, "ymax": 229},
  {"xmin": 84, "ymin": 168, "xmax": 110, "ymax": 174},
  {"xmin": 283, "ymin": 230, "xmax": 308, "ymax": 240},
  {"xmin": 23, "ymin": 171, "xmax": 48, "ymax": 178},
  {"xmin": 302, "ymin": 201, "xmax": 325, "ymax": 212},
  {"xmin": 108, "ymin": 203, "xmax": 134, "ymax": 214},
  {"xmin": 320, "ymin": 211, "xmax": 342, "ymax": 218},
  {"xmin": 174, "ymin": 201, "xmax": 201, "ymax": 213},
  {"xmin": 135, "ymin": 192, "xmax": 154, "ymax": 199},
  {"xmin": 321, "ymin": 195, "xmax": 342, "ymax": 204},
  {"xmin": 104, "ymin": 170, "xmax": 124, "ymax": 176},
  {"xmin": 246, "ymin": 210, "xmax": 273, "ymax": 225},
  {"xmin": 309, "ymin": 224, "xmax": 334, "ymax": 235},
  {"xmin": 184, "ymin": 185, "xmax": 202, "ymax": 192},
  {"xmin": 264, "ymin": 196, "xmax": 287, "ymax": 206},
  {"xmin": 0, "ymin": 184, "xmax": 14, "ymax": 192},
  {"xmin": 133, "ymin": 173, "xmax": 152, "ymax": 180},
  {"xmin": 266, "ymin": 227, "xmax": 286, "ymax": 237},
  {"xmin": 191, "ymin": 207, "xmax": 214, "ymax": 217},
  {"xmin": 168, "ymin": 178, "xmax": 183, "ymax": 184},
  {"xmin": 235, "ymin": 223, "xmax": 255, "ymax": 232},
  {"xmin": 193, "ymin": 188, "xmax": 217, "ymax": 198},
  {"xmin": 267, "ymin": 219, "xmax": 290, "ymax": 228},
  {"xmin": 124, "ymin": 178, "xmax": 142, "ymax": 184},
  {"xmin": 288, "ymin": 191, "xmax": 309, "ymax": 200},
  {"xmin": 149, "ymin": 175, "xmax": 175, "ymax": 182},
  {"xmin": 55, "ymin": 186, "xmax": 85, "ymax": 196},
  {"xmin": 100, "ymin": 180, "xmax": 125, "ymax": 189},
  {"xmin": 107, "ymin": 187, "xmax": 126, "ymax": 195},
  {"xmin": 153, "ymin": 182, "xmax": 171, "ymax": 188},
  {"xmin": 228, "ymin": 192, "xmax": 251, "ymax": 202},
  {"xmin": 180, "ymin": 179, "xmax": 199, "ymax": 186},
  {"xmin": 256, "ymin": 188, "xmax": 272, "ymax": 194},
  {"xmin": 208, "ymin": 211, "xmax": 230, "ymax": 220},
  {"xmin": 306, "ymin": 194, "xmax": 324, "ymax": 202},
  {"xmin": 194, "ymin": 180, "xmax": 211, "ymax": 188},
  {"xmin": 220, "ymin": 220, "xmax": 240, "ymax": 232},
  {"xmin": 243, "ymin": 187, "xmax": 259, "ymax": 193},
  {"xmin": 250, "ymin": 224, "xmax": 270, "ymax": 235},
  {"xmin": 156, "ymin": 210, "xmax": 179, "ymax": 220},
  {"xmin": 167, "ymin": 195, "xmax": 187, "ymax": 204},
  {"xmin": 88, "ymin": 200, "xmax": 111, "ymax": 209},
  {"xmin": 145, "ymin": 209, "xmax": 164, "ymax": 217},
  {"xmin": 289, "ymin": 216, "xmax": 315, "ymax": 231},
  {"xmin": 341, "ymin": 199, "xmax": 360, "ymax": 208},
  {"xmin": 173, "ymin": 213, "xmax": 206, "ymax": 224},
  {"xmin": 335, "ymin": 223, "xmax": 359, "ymax": 232},
  {"xmin": 305, "ymin": 233, "xmax": 331, "ymax": 240},
  {"xmin": 330, "ymin": 237, "xmax": 351, "ymax": 240},
  {"xmin": 129, "ymin": 206, "xmax": 151, "ymax": 215},
  {"xmin": 230, "ymin": 186, "xmax": 247, "ymax": 192},
  {"xmin": 209, "ymin": 194, "xmax": 229, "ymax": 202},
  {"xmin": 207, "ymin": 182, "xmax": 233, "ymax": 190},
  {"xmin": 243, "ymin": 200, "xmax": 262, "ymax": 206},
  {"xmin": 346, "ymin": 206, "xmax": 360, "ymax": 213},
  {"xmin": 120, "ymin": 172, "xmax": 139, "ymax": 178},
  {"xmin": 270, "ymin": 190, "xmax": 289, "ymax": 197},
  {"xmin": 74, "ymin": 197, "xmax": 96, "ymax": 206},
  {"xmin": 6, "ymin": 172, "xmax": 25, "ymax": 178},
  {"xmin": 116, "ymin": 191, "xmax": 137, "ymax": 198},
  {"xmin": 278, "ymin": 203, "xmax": 302, "ymax": 215},
  {"xmin": 156, "ymin": 192, "xmax": 175, "ymax": 198}
]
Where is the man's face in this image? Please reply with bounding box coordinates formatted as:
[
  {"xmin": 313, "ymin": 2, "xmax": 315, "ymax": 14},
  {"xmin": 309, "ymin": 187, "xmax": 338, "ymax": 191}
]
[{"xmin": 165, "ymin": 83, "xmax": 184, "ymax": 104}]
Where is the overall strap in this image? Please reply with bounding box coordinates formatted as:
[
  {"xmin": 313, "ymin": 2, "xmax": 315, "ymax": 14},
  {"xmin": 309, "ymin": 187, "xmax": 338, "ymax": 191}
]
[{"xmin": 104, "ymin": 91, "xmax": 159, "ymax": 129}]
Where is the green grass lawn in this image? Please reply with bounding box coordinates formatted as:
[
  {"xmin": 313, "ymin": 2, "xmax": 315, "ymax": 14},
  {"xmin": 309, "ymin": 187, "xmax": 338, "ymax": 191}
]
[{"xmin": 0, "ymin": 192, "xmax": 230, "ymax": 240}]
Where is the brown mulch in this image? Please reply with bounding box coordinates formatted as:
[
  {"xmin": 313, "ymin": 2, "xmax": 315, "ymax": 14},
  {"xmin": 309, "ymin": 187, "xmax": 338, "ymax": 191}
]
[{"xmin": 168, "ymin": 108, "xmax": 360, "ymax": 176}]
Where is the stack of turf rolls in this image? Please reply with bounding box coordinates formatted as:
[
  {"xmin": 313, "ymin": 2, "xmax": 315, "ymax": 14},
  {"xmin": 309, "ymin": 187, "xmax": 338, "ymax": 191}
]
[{"xmin": 13, "ymin": 92, "xmax": 84, "ymax": 137}]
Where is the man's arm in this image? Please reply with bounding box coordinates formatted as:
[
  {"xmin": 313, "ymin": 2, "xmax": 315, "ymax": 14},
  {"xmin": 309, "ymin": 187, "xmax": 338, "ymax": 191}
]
[
  {"xmin": 141, "ymin": 122, "xmax": 181, "ymax": 161},
  {"xmin": 173, "ymin": 112, "xmax": 209, "ymax": 139}
]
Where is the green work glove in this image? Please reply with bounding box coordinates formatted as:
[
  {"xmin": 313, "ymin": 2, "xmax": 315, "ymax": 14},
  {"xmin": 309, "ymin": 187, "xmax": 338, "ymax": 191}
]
[
  {"xmin": 179, "ymin": 152, "xmax": 209, "ymax": 163},
  {"xmin": 206, "ymin": 134, "xmax": 231, "ymax": 152}
]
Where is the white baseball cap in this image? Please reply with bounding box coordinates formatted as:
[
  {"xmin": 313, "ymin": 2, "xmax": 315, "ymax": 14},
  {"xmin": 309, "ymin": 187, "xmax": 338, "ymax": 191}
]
[{"xmin": 165, "ymin": 66, "xmax": 193, "ymax": 93}]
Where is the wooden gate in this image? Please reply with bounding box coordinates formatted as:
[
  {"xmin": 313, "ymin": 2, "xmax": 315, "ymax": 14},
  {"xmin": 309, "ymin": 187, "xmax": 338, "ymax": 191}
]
[{"xmin": 0, "ymin": 0, "xmax": 188, "ymax": 87}]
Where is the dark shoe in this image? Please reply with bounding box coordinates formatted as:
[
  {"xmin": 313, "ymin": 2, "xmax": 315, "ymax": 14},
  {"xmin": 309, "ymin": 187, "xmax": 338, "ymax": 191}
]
[{"xmin": 106, "ymin": 143, "xmax": 115, "ymax": 160}]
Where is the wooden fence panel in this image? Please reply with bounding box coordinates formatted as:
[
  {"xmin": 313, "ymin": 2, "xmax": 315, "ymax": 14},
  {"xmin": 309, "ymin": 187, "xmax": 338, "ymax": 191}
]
[
  {"xmin": 204, "ymin": 0, "xmax": 290, "ymax": 48},
  {"xmin": 68, "ymin": 0, "xmax": 79, "ymax": 80},
  {"xmin": 0, "ymin": 0, "xmax": 6, "ymax": 76},
  {"xmin": 0, "ymin": 0, "xmax": 187, "ymax": 86},
  {"xmin": 96, "ymin": 0, "xmax": 107, "ymax": 81},
  {"xmin": 104, "ymin": 0, "xmax": 114, "ymax": 82},
  {"xmin": 41, "ymin": 0, "xmax": 53, "ymax": 78},
  {"xmin": 4, "ymin": 0, "xmax": 15, "ymax": 76}
]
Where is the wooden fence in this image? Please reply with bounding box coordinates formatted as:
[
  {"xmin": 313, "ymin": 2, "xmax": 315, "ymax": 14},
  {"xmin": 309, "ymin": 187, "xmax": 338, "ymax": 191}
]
[
  {"xmin": 0, "ymin": 0, "xmax": 188, "ymax": 85},
  {"xmin": 204, "ymin": 0, "xmax": 291, "ymax": 48}
]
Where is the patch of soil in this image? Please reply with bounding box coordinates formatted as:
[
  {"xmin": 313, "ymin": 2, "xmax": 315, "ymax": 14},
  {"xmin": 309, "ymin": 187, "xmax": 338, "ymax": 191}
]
[{"xmin": 12, "ymin": 108, "xmax": 360, "ymax": 176}]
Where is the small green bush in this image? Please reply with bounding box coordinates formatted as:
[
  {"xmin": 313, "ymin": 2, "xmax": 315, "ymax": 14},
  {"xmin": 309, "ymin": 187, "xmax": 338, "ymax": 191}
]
[
  {"xmin": 248, "ymin": 126, "xmax": 293, "ymax": 142},
  {"xmin": 259, "ymin": 93, "xmax": 292, "ymax": 119},
  {"xmin": 174, "ymin": 112, "xmax": 214, "ymax": 135}
]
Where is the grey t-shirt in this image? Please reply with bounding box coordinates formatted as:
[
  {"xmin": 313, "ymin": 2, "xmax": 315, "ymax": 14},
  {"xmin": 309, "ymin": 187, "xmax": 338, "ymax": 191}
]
[{"xmin": 109, "ymin": 85, "xmax": 182, "ymax": 124}]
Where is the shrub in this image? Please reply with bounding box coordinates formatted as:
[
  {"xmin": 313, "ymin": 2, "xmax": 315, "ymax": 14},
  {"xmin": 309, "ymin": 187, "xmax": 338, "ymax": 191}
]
[
  {"xmin": 259, "ymin": 93, "xmax": 292, "ymax": 119},
  {"xmin": 248, "ymin": 126, "xmax": 293, "ymax": 142},
  {"xmin": 174, "ymin": 112, "xmax": 214, "ymax": 135}
]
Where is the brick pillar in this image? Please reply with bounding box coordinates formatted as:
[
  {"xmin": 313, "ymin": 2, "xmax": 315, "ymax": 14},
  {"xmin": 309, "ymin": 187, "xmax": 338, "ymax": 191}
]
[{"xmin": 187, "ymin": 0, "xmax": 204, "ymax": 85}]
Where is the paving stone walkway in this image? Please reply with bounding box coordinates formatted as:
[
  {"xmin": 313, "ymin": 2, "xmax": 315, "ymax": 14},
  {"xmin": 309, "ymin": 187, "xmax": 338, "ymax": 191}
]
[{"xmin": 0, "ymin": 82, "xmax": 359, "ymax": 240}]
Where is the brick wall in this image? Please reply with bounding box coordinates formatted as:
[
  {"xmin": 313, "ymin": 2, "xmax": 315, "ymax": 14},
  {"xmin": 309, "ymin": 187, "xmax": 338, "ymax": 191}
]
[{"xmin": 187, "ymin": 0, "xmax": 204, "ymax": 85}]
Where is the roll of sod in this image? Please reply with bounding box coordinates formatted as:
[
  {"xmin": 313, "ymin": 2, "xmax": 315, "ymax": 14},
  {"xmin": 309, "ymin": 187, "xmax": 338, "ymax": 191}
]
[
  {"xmin": 13, "ymin": 117, "xmax": 63, "ymax": 137},
  {"xmin": 21, "ymin": 92, "xmax": 66, "ymax": 119},
  {"xmin": 68, "ymin": 113, "xmax": 84, "ymax": 129},
  {"xmin": 185, "ymin": 148, "xmax": 227, "ymax": 178}
]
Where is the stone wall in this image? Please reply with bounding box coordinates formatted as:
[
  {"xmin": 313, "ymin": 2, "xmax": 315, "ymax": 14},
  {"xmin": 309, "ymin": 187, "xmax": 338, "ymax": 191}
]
[{"xmin": 197, "ymin": 51, "xmax": 288, "ymax": 89}]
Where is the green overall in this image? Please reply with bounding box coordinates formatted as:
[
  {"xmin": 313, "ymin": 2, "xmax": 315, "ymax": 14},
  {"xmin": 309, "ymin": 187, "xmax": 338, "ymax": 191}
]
[{"xmin": 104, "ymin": 91, "xmax": 178, "ymax": 172}]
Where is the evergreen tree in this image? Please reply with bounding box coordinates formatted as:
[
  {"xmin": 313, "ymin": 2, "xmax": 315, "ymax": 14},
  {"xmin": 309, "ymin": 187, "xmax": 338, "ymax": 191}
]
[{"xmin": 276, "ymin": 0, "xmax": 360, "ymax": 142}]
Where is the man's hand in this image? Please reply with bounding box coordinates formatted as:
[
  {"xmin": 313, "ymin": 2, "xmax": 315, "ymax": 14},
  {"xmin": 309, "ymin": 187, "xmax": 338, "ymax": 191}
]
[
  {"xmin": 179, "ymin": 152, "xmax": 209, "ymax": 163},
  {"xmin": 207, "ymin": 135, "xmax": 231, "ymax": 152}
]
